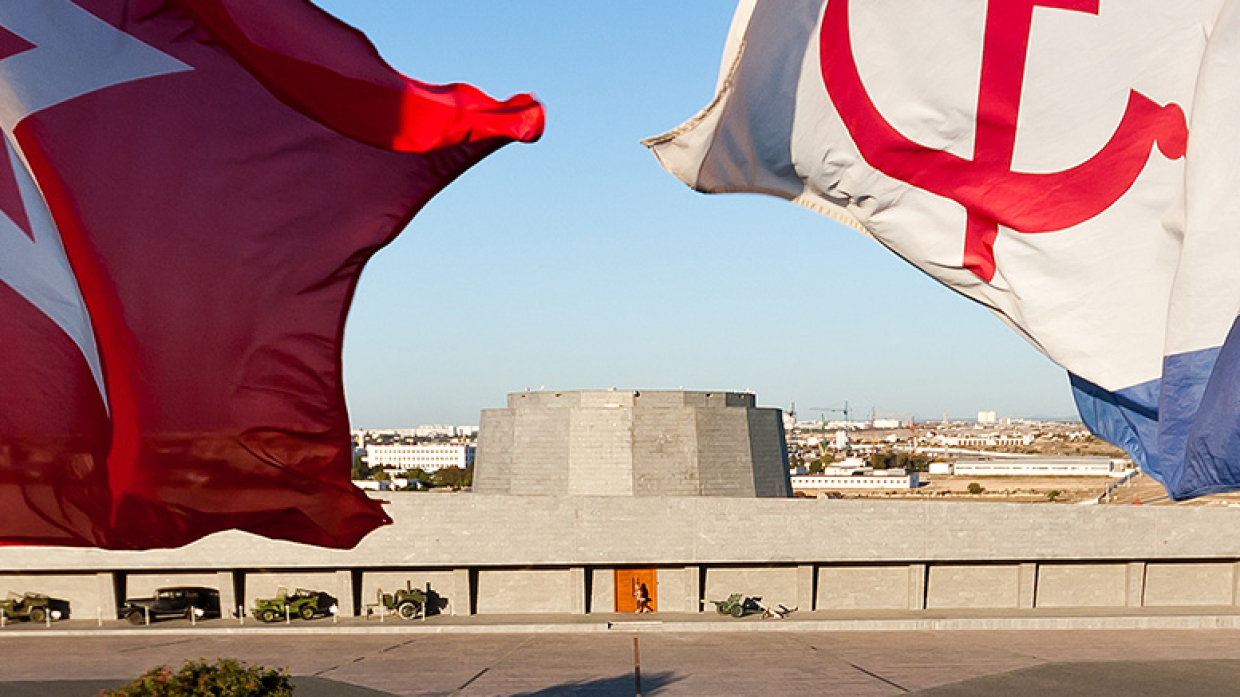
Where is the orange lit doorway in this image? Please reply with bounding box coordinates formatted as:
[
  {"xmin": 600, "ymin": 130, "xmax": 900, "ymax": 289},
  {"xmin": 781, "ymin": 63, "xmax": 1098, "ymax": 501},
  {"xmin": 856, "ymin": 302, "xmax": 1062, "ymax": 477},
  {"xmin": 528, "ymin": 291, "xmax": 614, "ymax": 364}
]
[{"xmin": 615, "ymin": 568, "xmax": 657, "ymax": 612}]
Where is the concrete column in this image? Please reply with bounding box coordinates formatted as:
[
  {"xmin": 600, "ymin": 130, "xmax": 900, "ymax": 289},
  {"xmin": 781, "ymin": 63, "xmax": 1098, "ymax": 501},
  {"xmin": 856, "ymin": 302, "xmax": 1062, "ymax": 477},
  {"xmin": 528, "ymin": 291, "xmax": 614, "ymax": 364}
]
[
  {"xmin": 1017, "ymin": 563, "xmax": 1037, "ymax": 609},
  {"xmin": 95, "ymin": 572, "xmax": 118, "ymax": 619},
  {"xmin": 684, "ymin": 560, "xmax": 704, "ymax": 610},
  {"xmin": 1125, "ymin": 562, "xmax": 1147, "ymax": 607},
  {"xmin": 569, "ymin": 567, "xmax": 587, "ymax": 614},
  {"xmin": 215, "ymin": 571, "xmax": 238, "ymax": 619},
  {"xmin": 797, "ymin": 565, "xmax": 815, "ymax": 611},
  {"xmin": 908, "ymin": 564, "xmax": 927, "ymax": 610},
  {"xmin": 334, "ymin": 570, "xmax": 355, "ymax": 617},
  {"xmin": 1232, "ymin": 562, "xmax": 1240, "ymax": 606},
  {"xmin": 591, "ymin": 568, "xmax": 616, "ymax": 613},
  {"xmin": 452, "ymin": 568, "xmax": 473, "ymax": 615},
  {"xmin": 685, "ymin": 566, "xmax": 702, "ymax": 613}
]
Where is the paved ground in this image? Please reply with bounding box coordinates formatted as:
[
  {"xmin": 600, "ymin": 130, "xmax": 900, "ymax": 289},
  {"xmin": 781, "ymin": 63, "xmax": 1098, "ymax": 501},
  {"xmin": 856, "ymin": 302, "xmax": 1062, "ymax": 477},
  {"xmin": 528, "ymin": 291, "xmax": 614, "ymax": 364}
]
[{"xmin": 3, "ymin": 627, "xmax": 1240, "ymax": 696}]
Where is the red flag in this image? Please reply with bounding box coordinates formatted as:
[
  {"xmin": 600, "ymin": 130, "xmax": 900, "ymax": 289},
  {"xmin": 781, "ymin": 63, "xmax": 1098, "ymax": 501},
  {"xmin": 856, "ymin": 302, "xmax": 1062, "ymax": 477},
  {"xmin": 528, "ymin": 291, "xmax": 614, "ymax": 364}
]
[{"xmin": 0, "ymin": 0, "xmax": 543, "ymax": 549}]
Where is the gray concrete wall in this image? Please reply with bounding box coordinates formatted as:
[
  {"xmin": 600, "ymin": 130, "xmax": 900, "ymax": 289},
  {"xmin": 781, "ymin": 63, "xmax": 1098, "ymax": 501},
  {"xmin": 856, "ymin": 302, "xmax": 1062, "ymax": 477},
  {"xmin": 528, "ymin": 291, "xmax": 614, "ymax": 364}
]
[
  {"xmin": 1143, "ymin": 562, "xmax": 1235, "ymax": 607},
  {"xmin": 656, "ymin": 566, "xmax": 700, "ymax": 613},
  {"xmin": 817, "ymin": 565, "xmax": 909, "ymax": 610},
  {"xmin": 1036, "ymin": 564, "xmax": 1128, "ymax": 608},
  {"xmin": 16, "ymin": 496, "xmax": 1240, "ymax": 569},
  {"xmin": 632, "ymin": 406, "xmax": 699, "ymax": 496},
  {"xmin": 590, "ymin": 568, "xmax": 615, "ymax": 613},
  {"xmin": 12, "ymin": 497, "xmax": 1240, "ymax": 615},
  {"xmin": 473, "ymin": 409, "xmax": 514, "ymax": 493},
  {"xmin": 125, "ymin": 573, "xmax": 222, "ymax": 598},
  {"xmin": 568, "ymin": 405, "xmax": 633, "ymax": 496},
  {"xmin": 696, "ymin": 408, "xmax": 757, "ymax": 497},
  {"xmin": 0, "ymin": 572, "xmax": 115, "ymax": 621},
  {"xmin": 704, "ymin": 566, "xmax": 799, "ymax": 609},
  {"xmin": 475, "ymin": 569, "xmax": 575, "ymax": 615},
  {"xmin": 510, "ymin": 400, "xmax": 571, "ymax": 495},
  {"xmin": 748, "ymin": 408, "xmax": 792, "ymax": 497},
  {"xmin": 927, "ymin": 565, "xmax": 1021, "ymax": 609}
]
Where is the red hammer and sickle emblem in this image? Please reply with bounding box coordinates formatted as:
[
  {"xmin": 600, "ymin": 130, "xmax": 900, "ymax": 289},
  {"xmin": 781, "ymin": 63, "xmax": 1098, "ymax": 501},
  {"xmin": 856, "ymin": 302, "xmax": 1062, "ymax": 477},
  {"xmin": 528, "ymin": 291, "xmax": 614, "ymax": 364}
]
[{"xmin": 820, "ymin": 0, "xmax": 1188, "ymax": 282}]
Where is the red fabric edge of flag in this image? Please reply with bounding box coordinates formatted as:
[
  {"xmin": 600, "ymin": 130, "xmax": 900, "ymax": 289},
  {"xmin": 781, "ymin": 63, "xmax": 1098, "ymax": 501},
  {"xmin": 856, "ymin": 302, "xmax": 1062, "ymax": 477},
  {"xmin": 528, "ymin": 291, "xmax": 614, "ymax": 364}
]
[{"xmin": 169, "ymin": 0, "xmax": 546, "ymax": 153}]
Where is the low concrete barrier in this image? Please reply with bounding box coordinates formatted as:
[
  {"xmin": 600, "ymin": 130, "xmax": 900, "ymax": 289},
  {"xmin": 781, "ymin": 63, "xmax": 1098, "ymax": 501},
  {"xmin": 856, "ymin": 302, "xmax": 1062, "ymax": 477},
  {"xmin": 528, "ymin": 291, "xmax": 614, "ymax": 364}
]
[{"xmin": 2, "ymin": 494, "xmax": 1239, "ymax": 617}]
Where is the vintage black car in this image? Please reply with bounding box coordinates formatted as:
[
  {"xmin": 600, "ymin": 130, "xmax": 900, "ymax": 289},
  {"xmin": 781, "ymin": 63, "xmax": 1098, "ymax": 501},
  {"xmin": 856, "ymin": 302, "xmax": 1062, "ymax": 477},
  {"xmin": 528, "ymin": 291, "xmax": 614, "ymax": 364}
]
[{"xmin": 119, "ymin": 586, "xmax": 221, "ymax": 625}]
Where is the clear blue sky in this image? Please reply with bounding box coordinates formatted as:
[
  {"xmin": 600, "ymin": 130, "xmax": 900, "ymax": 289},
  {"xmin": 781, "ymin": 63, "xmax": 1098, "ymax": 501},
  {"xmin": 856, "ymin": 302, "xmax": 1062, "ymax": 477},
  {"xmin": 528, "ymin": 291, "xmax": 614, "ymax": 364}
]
[{"xmin": 316, "ymin": 0, "xmax": 1078, "ymax": 428}]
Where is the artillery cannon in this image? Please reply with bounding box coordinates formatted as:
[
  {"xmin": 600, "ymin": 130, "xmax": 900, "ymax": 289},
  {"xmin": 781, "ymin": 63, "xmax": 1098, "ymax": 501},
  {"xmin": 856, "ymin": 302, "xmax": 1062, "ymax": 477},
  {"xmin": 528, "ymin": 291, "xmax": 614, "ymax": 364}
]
[
  {"xmin": 0, "ymin": 592, "xmax": 69, "ymax": 623},
  {"xmin": 710, "ymin": 593, "xmax": 764, "ymax": 618},
  {"xmin": 710, "ymin": 593, "xmax": 797, "ymax": 619},
  {"xmin": 251, "ymin": 588, "xmax": 337, "ymax": 623}
]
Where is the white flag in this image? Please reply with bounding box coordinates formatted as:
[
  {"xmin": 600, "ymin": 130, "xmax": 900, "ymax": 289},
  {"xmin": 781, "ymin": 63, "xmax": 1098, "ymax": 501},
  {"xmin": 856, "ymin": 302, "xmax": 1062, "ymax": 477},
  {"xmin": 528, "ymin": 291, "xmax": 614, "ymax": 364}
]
[{"xmin": 647, "ymin": 0, "xmax": 1240, "ymax": 500}]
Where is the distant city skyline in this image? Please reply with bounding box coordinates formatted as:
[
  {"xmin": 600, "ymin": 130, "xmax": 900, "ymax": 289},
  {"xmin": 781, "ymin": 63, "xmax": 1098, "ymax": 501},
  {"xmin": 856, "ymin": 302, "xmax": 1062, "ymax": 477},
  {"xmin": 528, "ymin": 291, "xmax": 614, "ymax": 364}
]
[{"xmin": 320, "ymin": 1, "xmax": 1080, "ymax": 429}]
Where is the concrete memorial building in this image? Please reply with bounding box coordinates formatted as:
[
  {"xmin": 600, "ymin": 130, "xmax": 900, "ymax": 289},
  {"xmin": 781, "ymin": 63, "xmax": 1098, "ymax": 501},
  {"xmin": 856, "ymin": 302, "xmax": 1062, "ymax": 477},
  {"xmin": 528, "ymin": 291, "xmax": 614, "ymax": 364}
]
[
  {"xmin": 474, "ymin": 390, "xmax": 791, "ymax": 498},
  {"xmin": 5, "ymin": 389, "xmax": 1240, "ymax": 621}
]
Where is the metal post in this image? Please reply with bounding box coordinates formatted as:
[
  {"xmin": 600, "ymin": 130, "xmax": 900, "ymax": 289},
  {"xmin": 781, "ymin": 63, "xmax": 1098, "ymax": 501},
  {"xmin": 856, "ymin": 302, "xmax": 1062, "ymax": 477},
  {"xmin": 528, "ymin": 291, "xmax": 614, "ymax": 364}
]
[
  {"xmin": 145, "ymin": 605, "xmax": 150, "ymax": 626},
  {"xmin": 45, "ymin": 610, "xmax": 51, "ymax": 628},
  {"xmin": 238, "ymin": 605, "xmax": 244, "ymax": 625},
  {"xmin": 98, "ymin": 607, "xmax": 103, "ymax": 627},
  {"xmin": 633, "ymin": 637, "xmax": 643, "ymax": 697},
  {"xmin": 285, "ymin": 605, "xmax": 290, "ymax": 624},
  {"xmin": 190, "ymin": 606, "xmax": 197, "ymax": 626},
  {"xmin": 1, "ymin": 608, "xmax": 6, "ymax": 628}
]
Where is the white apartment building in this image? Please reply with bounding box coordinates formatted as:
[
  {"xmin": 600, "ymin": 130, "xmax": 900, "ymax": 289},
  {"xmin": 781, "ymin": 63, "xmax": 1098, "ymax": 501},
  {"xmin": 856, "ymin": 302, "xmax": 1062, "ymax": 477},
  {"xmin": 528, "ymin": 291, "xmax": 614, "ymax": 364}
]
[
  {"xmin": 952, "ymin": 457, "xmax": 1131, "ymax": 477},
  {"xmin": 365, "ymin": 444, "xmax": 475, "ymax": 473},
  {"xmin": 934, "ymin": 433, "xmax": 1035, "ymax": 449},
  {"xmin": 791, "ymin": 473, "xmax": 920, "ymax": 490}
]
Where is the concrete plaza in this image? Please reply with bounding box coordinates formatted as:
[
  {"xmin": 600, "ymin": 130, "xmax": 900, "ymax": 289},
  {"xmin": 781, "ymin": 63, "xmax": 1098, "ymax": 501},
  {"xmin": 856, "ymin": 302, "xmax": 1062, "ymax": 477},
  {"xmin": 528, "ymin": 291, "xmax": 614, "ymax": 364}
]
[{"xmin": 3, "ymin": 621, "xmax": 1240, "ymax": 696}]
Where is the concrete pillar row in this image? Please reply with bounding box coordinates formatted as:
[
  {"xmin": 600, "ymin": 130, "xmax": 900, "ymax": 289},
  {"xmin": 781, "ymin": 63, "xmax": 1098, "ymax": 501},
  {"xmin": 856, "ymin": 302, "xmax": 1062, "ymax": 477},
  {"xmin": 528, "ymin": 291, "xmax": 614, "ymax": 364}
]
[
  {"xmin": 1126, "ymin": 562, "xmax": 1147, "ymax": 607},
  {"xmin": 452, "ymin": 568, "xmax": 473, "ymax": 615},
  {"xmin": 334, "ymin": 570, "xmax": 354, "ymax": 618},
  {"xmin": 1017, "ymin": 563, "xmax": 1037, "ymax": 609},
  {"xmin": 907, "ymin": 564, "xmax": 928, "ymax": 610},
  {"xmin": 215, "ymin": 571, "xmax": 239, "ymax": 619},
  {"xmin": 570, "ymin": 567, "xmax": 587, "ymax": 615},
  {"xmin": 796, "ymin": 565, "xmax": 815, "ymax": 611}
]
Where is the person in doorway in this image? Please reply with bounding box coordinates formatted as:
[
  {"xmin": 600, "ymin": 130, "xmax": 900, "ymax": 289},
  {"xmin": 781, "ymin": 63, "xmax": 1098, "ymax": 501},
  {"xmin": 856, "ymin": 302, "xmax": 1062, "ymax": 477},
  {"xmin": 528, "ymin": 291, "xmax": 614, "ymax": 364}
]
[{"xmin": 633, "ymin": 579, "xmax": 652, "ymax": 614}]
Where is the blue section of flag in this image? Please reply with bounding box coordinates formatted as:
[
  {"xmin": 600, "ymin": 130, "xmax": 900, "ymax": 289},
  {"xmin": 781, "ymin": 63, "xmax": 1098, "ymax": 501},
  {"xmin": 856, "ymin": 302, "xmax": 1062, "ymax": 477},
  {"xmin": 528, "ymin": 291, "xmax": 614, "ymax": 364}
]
[
  {"xmin": 1070, "ymin": 373, "xmax": 1159, "ymax": 475},
  {"xmin": 1180, "ymin": 318, "xmax": 1240, "ymax": 497},
  {"xmin": 1071, "ymin": 318, "xmax": 1240, "ymax": 501}
]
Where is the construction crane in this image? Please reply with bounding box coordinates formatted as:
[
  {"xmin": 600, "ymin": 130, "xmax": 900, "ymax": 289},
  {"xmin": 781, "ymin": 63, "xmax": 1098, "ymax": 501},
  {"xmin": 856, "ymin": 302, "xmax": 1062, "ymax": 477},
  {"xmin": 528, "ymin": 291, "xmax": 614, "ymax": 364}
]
[
  {"xmin": 811, "ymin": 402, "xmax": 851, "ymax": 427},
  {"xmin": 811, "ymin": 402, "xmax": 852, "ymax": 453}
]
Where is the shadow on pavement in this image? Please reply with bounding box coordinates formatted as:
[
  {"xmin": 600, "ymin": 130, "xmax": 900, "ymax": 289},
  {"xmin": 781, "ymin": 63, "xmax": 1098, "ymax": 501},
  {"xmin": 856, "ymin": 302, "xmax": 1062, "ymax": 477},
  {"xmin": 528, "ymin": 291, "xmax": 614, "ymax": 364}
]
[
  {"xmin": 911, "ymin": 660, "xmax": 1240, "ymax": 697},
  {"xmin": 504, "ymin": 670, "xmax": 682, "ymax": 696}
]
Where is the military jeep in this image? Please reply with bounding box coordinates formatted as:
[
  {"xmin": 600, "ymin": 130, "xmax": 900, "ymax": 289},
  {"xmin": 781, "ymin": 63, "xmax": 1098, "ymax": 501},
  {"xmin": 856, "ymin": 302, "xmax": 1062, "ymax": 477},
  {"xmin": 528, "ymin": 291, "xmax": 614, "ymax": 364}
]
[
  {"xmin": 251, "ymin": 588, "xmax": 337, "ymax": 622},
  {"xmin": 369, "ymin": 582, "xmax": 445, "ymax": 620},
  {"xmin": 0, "ymin": 592, "xmax": 69, "ymax": 623}
]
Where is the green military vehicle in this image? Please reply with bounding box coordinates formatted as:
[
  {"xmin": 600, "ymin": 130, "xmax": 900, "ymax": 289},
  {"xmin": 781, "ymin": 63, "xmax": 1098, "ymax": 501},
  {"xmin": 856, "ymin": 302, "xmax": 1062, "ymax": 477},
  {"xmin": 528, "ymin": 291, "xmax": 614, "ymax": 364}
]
[
  {"xmin": 0, "ymin": 592, "xmax": 69, "ymax": 623},
  {"xmin": 370, "ymin": 582, "xmax": 444, "ymax": 620},
  {"xmin": 251, "ymin": 588, "xmax": 337, "ymax": 622},
  {"xmin": 710, "ymin": 593, "xmax": 764, "ymax": 618}
]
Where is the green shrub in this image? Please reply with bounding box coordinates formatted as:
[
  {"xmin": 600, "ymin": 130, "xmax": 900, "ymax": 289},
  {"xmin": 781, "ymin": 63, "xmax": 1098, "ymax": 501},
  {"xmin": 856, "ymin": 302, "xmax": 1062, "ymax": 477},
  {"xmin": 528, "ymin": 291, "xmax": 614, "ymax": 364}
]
[
  {"xmin": 966, "ymin": 482, "xmax": 984, "ymax": 495},
  {"xmin": 101, "ymin": 658, "xmax": 293, "ymax": 697}
]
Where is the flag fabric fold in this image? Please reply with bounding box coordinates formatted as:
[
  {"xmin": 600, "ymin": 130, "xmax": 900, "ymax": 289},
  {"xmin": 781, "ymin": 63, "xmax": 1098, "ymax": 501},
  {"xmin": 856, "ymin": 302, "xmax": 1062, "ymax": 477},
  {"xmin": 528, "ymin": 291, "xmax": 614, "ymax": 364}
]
[
  {"xmin": 0, "ymin": 0, "xmax": 542, "ymax": 549},
  {"xmin": 647, "ymin": 0, "xmax": 1240, "ymax": 500}
]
